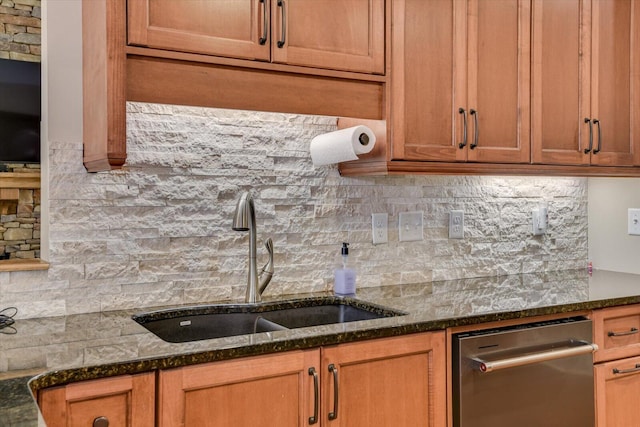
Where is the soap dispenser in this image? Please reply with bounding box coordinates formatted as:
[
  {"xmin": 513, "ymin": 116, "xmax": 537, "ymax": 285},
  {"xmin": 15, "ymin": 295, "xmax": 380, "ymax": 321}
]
[{"xmin": 334, "ymin": 242, "xmax": 356, "ymax": 296}]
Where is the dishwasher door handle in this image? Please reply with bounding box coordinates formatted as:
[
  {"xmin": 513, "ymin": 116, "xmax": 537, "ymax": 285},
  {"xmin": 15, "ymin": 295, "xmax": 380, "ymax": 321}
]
[{"xmin": 472, "ymin": 342, "xmax": 598, "ymax": 373}]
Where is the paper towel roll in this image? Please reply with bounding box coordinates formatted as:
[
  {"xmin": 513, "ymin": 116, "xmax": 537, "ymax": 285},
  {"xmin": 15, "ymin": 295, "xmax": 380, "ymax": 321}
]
[{"xmin": 310, "ymin": 125, "xmax": 376, "ymax": 166}]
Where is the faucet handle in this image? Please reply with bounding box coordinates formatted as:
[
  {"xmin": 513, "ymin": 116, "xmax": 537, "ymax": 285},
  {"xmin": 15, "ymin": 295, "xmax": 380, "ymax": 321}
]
[{"xmin": 259, "ymin": 238, "xmax": 274, "ymax": 295}]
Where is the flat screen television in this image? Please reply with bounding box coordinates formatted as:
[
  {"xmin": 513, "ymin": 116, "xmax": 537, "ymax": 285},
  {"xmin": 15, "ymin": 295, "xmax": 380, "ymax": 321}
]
[{"xmin": 0, "ymin": 58, "xmax": 41, "ymax": 163}]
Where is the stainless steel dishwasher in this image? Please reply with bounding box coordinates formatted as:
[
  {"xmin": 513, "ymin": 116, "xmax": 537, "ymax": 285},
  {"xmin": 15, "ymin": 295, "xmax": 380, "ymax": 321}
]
[{"xmin": 452, "ymin": 316, "xmax": 598, "ymax": 427}]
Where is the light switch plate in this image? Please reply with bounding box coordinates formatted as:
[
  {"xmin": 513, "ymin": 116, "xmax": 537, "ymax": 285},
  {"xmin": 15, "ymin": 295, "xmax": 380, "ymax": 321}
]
[
  {"xmin": 532, "ymin": 207, "xmax": 548, "ymax": 236},
  {"xmin": 629, "ymin": 209, "xmax": 640, "ymax": 236},
  {"xmin": 399, "ymin": 211, "xmax": 423, "ymax": 242},
  {"xmin": 372, "ymin": 213, "xmax": 388, "ymax": 244}
]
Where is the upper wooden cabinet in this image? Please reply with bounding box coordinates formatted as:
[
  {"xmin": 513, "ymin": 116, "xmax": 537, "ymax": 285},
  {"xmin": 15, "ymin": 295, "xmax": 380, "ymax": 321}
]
[
  {"xmin": 83, "ymin": 0, "xmax": 385, "ymax": 171},
  {"xmin": 589, "ymin": 0, "xmax": 640, "ymax": 166},
  {"xmin": 84, "ymin": 0, "xmax": 640, "ymax": 176},
  {"xmin": 340, "ymin": 0, "xmax": 640, "ymax": 176},
  {"xmin": 127, "ymin": 0, "xmax": 385, "ymax": 74},
  {"xmin": 391, "ymin": 0, "xmax": 531, "ymax": 164},
  {"xmin": 128, "ymin": 0, "xmax": 271, "ymax": 62},
  {"xmin": 532, "ymin": 0, "xmax": 640, "ymax": 167}
]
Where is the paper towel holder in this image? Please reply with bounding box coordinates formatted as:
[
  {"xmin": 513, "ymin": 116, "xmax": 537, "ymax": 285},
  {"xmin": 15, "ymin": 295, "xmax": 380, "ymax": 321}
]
[{"xmin": 309, "ymin": 125, "xmax": 377, "ymax": 166}]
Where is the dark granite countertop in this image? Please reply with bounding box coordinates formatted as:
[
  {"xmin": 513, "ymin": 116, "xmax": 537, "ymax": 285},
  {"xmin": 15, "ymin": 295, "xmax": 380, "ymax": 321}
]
[{"xmin": 3, "ymin": 268, "xmax": 640, "ymax": 426}]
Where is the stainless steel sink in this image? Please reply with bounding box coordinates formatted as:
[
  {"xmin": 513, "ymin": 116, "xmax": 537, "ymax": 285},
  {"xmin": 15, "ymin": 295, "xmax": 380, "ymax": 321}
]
[{"xmin": 132, "ymin": 297, "xmax": 406, "ymax": 343}]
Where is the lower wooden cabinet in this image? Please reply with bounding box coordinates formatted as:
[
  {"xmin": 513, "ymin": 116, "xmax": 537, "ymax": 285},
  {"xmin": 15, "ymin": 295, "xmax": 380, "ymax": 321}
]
[
  {"xmin": 36, "ymin": 332, "xmax": 445, "ymax": 427},
  {"xmin": 593, "ymin": 304, "xmax": 640, "ymax": 427},
  {"xmin": 594, "ymin": 355, "xmax": 640, "ymax": 427},
  {"xmin": 158, "ymin": 332, "xmax": 446, "ymax": 427},
  {"xmin": 38, "ymin": 372, "xmax": 155, "ymax": 427},
  {"xmin": 321, "ymin": 332, "xmax": 446, "ymax": 427},
  {"xmin": 158, "ymin": 349, "xmax": 319, "ymax": 426}
]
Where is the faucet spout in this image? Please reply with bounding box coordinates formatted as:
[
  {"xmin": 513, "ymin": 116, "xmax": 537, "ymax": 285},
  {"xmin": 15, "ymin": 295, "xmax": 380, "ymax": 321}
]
[{"xmin": 232, "ymin": 192, "xmax": 273, "ymax": 303}]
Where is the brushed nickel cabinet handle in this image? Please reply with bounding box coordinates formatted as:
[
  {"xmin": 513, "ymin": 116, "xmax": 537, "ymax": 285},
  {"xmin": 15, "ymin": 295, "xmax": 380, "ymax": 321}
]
[
  {"xmin": 328, "ymin": 364, "xmax": 339, "ymax": 420},
  {"xmin": 584, "ymin": 118, "xmax": 593, "ymax": 154},
  {"xmin": 458, "ymin": 108, "xmax": 468, "ymax": 149},
  {"xmin": 608, "ymin": 327, "xmax": 639, "ymax": 337},
  {"xmin": 470, "ymin": 109, "xmax": 479, "ymax": 149},
  {"xmin": 277, "ymin": 0, "xmax": 286, "ymax": 48},
  {"xmin": 592, "ymin": 119, "xmax": 601, "ymax": 154},
  {"xmin": 308, "ymin": 367, "xmax": 319, "ymax": 424},
  {"xmin": 613, "ymin": 364, "xmax": 640, "ymax": 375},
  {"xmin": 258, "ymin": 0, "xmax": 268, "ymax": 45}
]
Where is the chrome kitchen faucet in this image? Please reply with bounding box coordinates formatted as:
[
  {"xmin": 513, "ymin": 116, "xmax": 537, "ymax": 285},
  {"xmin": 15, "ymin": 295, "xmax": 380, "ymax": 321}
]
[{"xmin": 232, "ymin": 191, "xmax": 274, "ymax": 303}]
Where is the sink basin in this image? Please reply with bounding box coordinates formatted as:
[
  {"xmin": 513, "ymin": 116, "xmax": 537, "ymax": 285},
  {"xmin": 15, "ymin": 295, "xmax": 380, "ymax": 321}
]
[{"xmin": 132, "ymin": 297, "xmax": 406, "ymax": 343}]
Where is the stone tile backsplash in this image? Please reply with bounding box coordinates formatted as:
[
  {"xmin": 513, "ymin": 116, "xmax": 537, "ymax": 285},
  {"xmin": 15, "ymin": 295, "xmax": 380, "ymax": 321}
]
[{"xmin": 0, "ymin": 103, "xmax": 588, "ymax": 318}]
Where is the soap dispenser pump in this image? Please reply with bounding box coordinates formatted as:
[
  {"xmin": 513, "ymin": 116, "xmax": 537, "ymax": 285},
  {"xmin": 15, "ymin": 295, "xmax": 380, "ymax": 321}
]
[{"xmin": 334, "ymin": 242, "xmax": 356, "ymax": 296}]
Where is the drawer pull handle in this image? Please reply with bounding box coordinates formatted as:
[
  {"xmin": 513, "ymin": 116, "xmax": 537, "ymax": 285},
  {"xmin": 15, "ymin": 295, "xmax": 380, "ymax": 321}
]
[
  {"xmin": 592, "ymin": 119, "xmax": 601, "ymax": 154},
  {"xmin": 277, "ymin": 0, "xmax": 286, "ymax": 48},
  {"xmin": 328, "ymin": 364, "xmax": 339, "ymax": 420},
  {"xmin": 469, "ymin": 109, "xmax": 479, "ymax": 149},
  {"xmin": 607, "ymin": 327, "xmax": 639, "ymax": 337},
  {"xmin": 613, "ymin": 364, "xmax": 640, "ymax": 375},
  {"xmin": 458, "ymin": 108, "xmax": 468, "ymax": 149},
  {"xmin": 308, "ymin": 367, "xmax": 319, "ymax": 424},
  {"xmin": 258, "ymin": 0, "xmax": 268, "ymax": 45},
  {"xmin": 584, "ymin": 118, "xmax": 593, "ymax": 154},
  {"xmin": 93, "ymin": 417, "xmax": 109, "ymax": 427}
]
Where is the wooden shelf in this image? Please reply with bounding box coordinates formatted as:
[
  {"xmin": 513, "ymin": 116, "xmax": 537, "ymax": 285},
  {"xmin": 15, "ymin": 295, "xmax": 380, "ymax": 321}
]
[
  {"xmin": 0, "ymin": 259, "xmax": 49, "ymax": 272},
  {"xmin": 0, "ymin": 173, "xmax": 41, "ymax": 189}
]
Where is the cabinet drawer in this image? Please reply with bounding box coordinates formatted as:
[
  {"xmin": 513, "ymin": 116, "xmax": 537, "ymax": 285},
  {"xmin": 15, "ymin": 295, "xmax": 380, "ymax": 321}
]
[
  {"xmin": 594, "ymin": 354, "xmax": 640, "ymax": 427},
  {"xmin": 593, "ymin": 305, "xmax": 640, "ymax": 363},
  {"xmin": 38, "ymin": 373, "xmax": 155, "ymax": 427}
]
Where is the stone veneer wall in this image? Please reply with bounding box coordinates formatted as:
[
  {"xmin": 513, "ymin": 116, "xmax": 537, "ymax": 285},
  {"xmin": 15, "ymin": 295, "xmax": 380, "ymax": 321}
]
[
  {"xmin": 0, "ymin": 103, "xmax": 588, "ymax": 319},
  {"xmin": 0, "ymin": 0, "xmax": 40, "ymax": 61}
]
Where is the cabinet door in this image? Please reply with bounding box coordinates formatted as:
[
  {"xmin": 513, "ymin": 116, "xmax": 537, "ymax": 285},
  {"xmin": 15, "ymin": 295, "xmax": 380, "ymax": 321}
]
[
  {"xmin": 592, "ymin": 304, "xmax": 640, "ymax": 363},
  {"xmin": 595, "ymin": 355, "xmax": 640, "ymax": 427},
  {"xmin": 158, "ymin": 350, "xmax": 319, "ymax": 427},
  {"xmin": 38, "ymin": 373, "xmax": 155, "ymax": 427},
  {"xmin": 531, "ymin": 0, "xmax": 591, "ymax": 165},
  {"xmin": 589, "ymin": 0, "xmax": 640, "ymax": 166},
  {"xmin": 392, "ymin": 0, "xmax": 529, "ymax": 164},
  {"xmin": 128, "ymin": 0, "xmax": 270, "ymax": 61},
  {"xmin": 271, "ymin": 0, "xmax": 384, "ymax": 74},
  {"xmin": 321, "ymin": 332, "xmax": 446, "ymax": 427},
  {"xmin": 466, "ymin": 0, "xmax": 531, "ymax": 163},
  {"xmin": 391, "ymin": 0, "xmax": 466, "ymax": 162}
]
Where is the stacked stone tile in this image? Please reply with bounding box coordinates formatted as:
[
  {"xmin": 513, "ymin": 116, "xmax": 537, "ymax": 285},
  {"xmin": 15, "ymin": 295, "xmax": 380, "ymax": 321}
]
[{"xmin": 0, "ymin": 0, "xmax": 41, "ymax": 62}]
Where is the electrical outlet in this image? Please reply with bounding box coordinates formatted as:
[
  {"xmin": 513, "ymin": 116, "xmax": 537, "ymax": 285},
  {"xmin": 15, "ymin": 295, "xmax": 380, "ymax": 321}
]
[
  {"xmin": 399, "ymin": 211, "xmax": 423, "ymax": 242},
  {"xmin": 629, "ymin": 209, "xmax": 640, "ymax": 236},
  {"xmin": 372, "ymin": 213, "xmax": 388, "ymax": 244},
  {"xmin": 449, "ymin": 210, "xmax": 464, "ymax": 239},
  {"xmin": 532, "ymin": 206, "xmax": 548, "ymax": 236}
]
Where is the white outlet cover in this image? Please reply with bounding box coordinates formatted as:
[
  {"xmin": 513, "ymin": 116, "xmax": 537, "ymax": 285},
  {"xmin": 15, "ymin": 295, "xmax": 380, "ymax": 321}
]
[
  {"xmin": 399, "ymin": 211, "xmax": 423, "ymax": 242},
  {"xmin": 449, "ymin": 210, "xmax": 464, "ymax": 239},
  {"xmin": 532, "ymin": 208, "xmax": 547, "ymax": 236},
  {"xmin": 629, "ymin": 208, "xmax": 640, "ymax": 236},
  {"xmin": 371, "ymin": 213, "xmax": 388, "ymax": 244}
]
